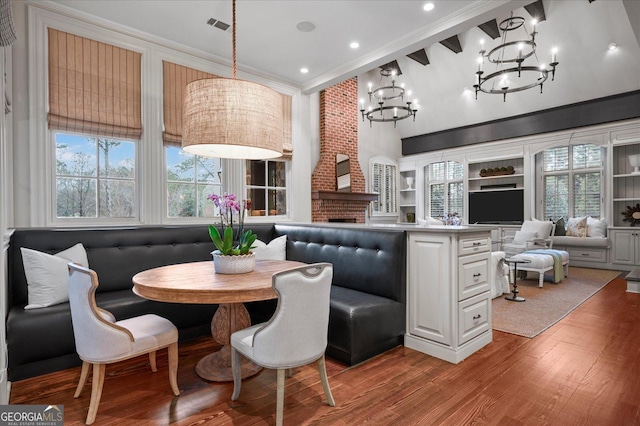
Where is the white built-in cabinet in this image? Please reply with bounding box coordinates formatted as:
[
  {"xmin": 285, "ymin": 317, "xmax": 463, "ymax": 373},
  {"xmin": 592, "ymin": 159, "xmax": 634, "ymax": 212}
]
[
  {"xmin": 467, "ymin": 156, "xmax": 524, "ymax": 193},
  {"xmin": 610, "ymin": 128, "xmax": 640, "ymax": 267},
  {"xmin": 405, "ymin": 228, "xmax": 492, "ymax": 364}
]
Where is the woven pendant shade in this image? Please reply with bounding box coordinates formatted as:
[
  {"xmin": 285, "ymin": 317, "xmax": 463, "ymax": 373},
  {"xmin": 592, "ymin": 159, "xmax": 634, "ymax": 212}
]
[{"xmin": 182, "ymin": 78, "xmax": 284, "ymax": 159}]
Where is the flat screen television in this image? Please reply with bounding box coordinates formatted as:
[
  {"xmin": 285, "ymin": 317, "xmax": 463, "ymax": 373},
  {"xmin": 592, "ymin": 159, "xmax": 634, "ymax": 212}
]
[{"xmin": 468, "ymin": 189, "xmax": 524, "ymax": 224}]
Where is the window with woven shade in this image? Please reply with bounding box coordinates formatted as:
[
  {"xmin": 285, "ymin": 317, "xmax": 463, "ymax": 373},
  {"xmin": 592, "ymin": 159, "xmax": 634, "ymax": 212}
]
[{"xmin": 48, "ymin": 28, "xmax": 142, "ymax": 139}]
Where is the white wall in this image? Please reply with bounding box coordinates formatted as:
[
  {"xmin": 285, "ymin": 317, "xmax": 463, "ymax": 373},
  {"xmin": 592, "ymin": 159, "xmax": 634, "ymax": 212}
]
[{"xmin": 357, "ymin": 68, "xmax": 404, "ymax": 223}]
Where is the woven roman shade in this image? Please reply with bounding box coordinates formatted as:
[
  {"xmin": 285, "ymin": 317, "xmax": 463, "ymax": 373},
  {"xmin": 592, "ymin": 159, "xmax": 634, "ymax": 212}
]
[
  {"xmin": 282, "ymin": 94, "xmax": 292, "ymax": 159},
  {"xmin": 162, "ymin": 61, "xmax": 218, "ymax": 147},
  {"xmin": 48, "ymin": 28, "xmax": 142, "ymax": 139}
]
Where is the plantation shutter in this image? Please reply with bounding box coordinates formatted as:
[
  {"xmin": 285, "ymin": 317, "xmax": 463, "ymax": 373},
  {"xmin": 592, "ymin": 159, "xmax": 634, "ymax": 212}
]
[{"xmin": 48, "ymin": 28, "xmax": 142, "ymax": 139}]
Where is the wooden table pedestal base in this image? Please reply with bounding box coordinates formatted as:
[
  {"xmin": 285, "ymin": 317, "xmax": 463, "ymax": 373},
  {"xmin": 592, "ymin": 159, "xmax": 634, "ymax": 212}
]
[{"xmin": 195, "ymin": 302, "xmax": 263, "ymax": 382}]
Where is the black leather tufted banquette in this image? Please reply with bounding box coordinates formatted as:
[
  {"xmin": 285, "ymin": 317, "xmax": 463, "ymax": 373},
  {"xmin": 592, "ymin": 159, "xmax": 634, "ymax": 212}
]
[{"xmin": 6, "ymin": 224, "xmax": 405, "ymax": 380}]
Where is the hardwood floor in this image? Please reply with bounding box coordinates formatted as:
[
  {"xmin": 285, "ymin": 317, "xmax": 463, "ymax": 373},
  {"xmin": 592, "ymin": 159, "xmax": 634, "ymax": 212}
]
[{"xmin": 9, "ymin": 275, "xmax": 640, "ymax": 425}]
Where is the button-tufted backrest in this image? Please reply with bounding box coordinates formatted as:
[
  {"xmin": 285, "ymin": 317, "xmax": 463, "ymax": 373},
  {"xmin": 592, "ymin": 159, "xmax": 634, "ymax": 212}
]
[
  {"xmin": 8, "ymin": 224, "xmax": 277, "ymax": 308},
  {"xmin": 274, "ymin": 224, "xmax": 406, "ymax": 303}
]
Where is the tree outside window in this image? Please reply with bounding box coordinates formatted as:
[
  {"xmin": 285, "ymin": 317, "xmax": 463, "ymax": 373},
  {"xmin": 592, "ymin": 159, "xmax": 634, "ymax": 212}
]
[
  {"xmin": 166, "ymin": 146, "xmax": 221, "ymax": 218},
  {"xmin": 55, "ymin": 132, "xmax": 136, "ymax": 218}
]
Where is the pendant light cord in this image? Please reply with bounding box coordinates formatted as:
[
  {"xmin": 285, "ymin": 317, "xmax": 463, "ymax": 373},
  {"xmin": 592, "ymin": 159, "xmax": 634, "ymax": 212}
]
[{"xmin": 232, "ymin": 0, "xmax": 237, "ymax": 79}]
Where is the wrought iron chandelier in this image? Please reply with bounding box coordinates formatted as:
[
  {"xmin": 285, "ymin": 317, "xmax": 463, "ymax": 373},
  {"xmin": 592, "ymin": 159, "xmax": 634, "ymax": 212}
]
[
  {"xmin": 360, "ymin": 68, "xmax": 418, "ymax": 127},
  {"xmin": 473, "ymin": 13, "xmax": 558, "ymax": 102}
]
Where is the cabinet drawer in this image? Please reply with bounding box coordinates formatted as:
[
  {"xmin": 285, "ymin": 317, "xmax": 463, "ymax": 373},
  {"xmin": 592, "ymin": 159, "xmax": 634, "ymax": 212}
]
[
  {"xmin": 569, "ymin": 248, "xmax": 607, "ymax": 263},
  {"xmin": 458, "ymin": 236, "xmax": 490, "ymax": 256},
  {"xmin": 458, "ymin": 292, "xmax": 490, "ymax": 345},
  {"xmin": 458, "ymin": 253, "xmax": 489, "ymax": 301}
]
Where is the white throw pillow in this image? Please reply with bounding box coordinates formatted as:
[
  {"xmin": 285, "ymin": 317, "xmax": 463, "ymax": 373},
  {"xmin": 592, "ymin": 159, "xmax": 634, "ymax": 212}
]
[
  {"xmin": 252, "ymin": 235, "xmax": 287, "ymax": 260},
  {"xmin": 587, "ymin": 217, "xmax": 607, "ymax": 238},
  {"xmin": 511, "ymin": 230, "xmax": 537, "ymax": 245},
  {"xmin": 521, "ymin": 219, "xmax": 553, "ymax": 239},
  {"xmin": 417, "ymin": 216, "xmax": 443, "ymax": 226},
  {"xmin": 21, "ymin": 243, "xmax": 89, "ymax": 310}
]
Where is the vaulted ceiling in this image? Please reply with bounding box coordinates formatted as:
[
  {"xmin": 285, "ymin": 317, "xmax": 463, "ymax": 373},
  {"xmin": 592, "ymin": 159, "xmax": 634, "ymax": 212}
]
[{"xmin": 49, "ymin": 0, "xmax": 640, "ymax": 138}]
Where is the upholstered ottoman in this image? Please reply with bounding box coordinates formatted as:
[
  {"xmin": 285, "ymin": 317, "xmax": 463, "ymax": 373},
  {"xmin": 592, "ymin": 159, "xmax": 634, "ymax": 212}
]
[{"xmin": 510, "ymin": 249, "xmax": 569, "ymax": 287}]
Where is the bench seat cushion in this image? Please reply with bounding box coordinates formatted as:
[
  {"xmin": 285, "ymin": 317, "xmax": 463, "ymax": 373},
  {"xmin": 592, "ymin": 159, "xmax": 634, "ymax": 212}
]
[
  {"xmin": 7, "ymin": 290, "xmax": 217, "ymax": 381},
  {"xmin": 552, "ymin": 236, "xmax": 609, "ymax": 247},
  {"xmin": 327, "ymin": 286, "xmax": 404, "ymax": 366}
]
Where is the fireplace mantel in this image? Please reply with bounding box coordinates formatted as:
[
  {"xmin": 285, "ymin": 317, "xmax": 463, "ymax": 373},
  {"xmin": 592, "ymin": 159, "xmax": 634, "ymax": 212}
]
[{"xmin": 311, "ymin": 191, "xmax": 378, "ymax": 202}]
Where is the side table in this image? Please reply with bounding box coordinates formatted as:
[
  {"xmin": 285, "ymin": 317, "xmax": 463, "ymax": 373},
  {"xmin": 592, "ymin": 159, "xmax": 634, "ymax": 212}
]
[{"xmin": 504, "ymin": 257, "xmax": 531, "ymax": 302}]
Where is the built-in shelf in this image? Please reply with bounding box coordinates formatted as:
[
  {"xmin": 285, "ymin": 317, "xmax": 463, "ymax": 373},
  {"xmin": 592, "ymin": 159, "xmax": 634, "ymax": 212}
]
[
  {"xmin": 469, "ymin": 187, "xmax": 523, "ymax": 193},
  {"xmin": 468, "ymin": 173, "xmax": 525, "ymax": 181}
]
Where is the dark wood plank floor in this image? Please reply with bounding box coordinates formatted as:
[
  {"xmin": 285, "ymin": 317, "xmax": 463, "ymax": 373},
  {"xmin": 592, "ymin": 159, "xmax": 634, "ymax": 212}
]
[{"xmin": 10, "ymin": 275, "xmax": 640, "ymax": 425}]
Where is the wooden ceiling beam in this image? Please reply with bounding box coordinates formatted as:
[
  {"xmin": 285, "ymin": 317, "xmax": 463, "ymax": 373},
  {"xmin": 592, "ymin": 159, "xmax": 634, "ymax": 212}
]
[
  {"xmin": 407, "ymin": 49, "xmax": 429, "ymax": 66},
  {"xmin": 440, "ymin": 35, "xmax": 462, "ymax": 54},
  {"xmin": 524, "ymin": 0, "xmax": 546, "ymax": 22},
  {"xmin": 478, "ymin": 19, "xmax": 500, "ymax": 39}
]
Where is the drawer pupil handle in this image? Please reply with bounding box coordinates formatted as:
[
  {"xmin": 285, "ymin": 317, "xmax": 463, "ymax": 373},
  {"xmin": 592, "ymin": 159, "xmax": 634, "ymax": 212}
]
[
  {"xmin": 473, "ymin": 273, "xmax": 481, "ymax": 278},
  {"xmin": 473, "ymin": 314, "xmax": 481, "ymax": 320},
  {"xmin": 472, "ymin": 242, "xmax": 481, "ymax": 246},
  {"xmin": 582, "ymin": 253, "xmax": 589, "ymax": 256}
]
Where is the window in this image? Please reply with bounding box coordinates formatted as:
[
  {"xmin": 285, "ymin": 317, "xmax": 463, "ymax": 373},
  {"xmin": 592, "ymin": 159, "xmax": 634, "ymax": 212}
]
[
  {"xmin": 166, "ymin": 146, "xmax": 222, "ymax": 218},
  {"xmin": 426, "ymin": 161, "xmax": 463, "ymax": 219},
  {"xmin": 370, "ymin": 160, "xmax": 397, "ymax": 215},
  {"xmin": 245, "ymin": 160, "xmax": 287, "ymax": 217},
  {"xmin": 55, "ymin": 132, "xmax": 136, "ymax": 219},
  {"xmin": 541, "ymin": 144, "xmax": 602, "ymax": 221}
]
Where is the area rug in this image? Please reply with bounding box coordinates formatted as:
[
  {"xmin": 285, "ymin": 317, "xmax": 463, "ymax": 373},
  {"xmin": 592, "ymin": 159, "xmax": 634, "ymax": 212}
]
[{"xmin": 492, "ymin": 267, "xmax": 621, "ymax": 338}]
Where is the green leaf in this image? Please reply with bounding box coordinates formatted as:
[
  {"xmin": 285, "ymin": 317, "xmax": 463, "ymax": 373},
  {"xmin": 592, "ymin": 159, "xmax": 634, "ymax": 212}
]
[{"xmin": 209, "ymin": 225, "xmax": 225, "ymax": 252}]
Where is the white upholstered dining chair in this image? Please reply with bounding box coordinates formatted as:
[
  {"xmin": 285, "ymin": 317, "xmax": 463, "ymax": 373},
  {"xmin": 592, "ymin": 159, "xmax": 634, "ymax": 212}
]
[
  {"xmin": 230, "ymin": 263, "xmax": 335, "ymax": 426},
  {"xmin": 67, "ymin": 263, "xmax": 180, "ymax": 425}
]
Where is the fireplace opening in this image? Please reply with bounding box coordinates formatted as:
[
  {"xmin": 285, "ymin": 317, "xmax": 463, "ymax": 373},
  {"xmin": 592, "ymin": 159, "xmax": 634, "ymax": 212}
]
[{"xmin": 328, "ymin": 218, "xmax": 356, "ymax": 223}]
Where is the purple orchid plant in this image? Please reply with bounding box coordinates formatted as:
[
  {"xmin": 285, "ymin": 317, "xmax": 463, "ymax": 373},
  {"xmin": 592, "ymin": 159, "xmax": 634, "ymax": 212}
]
[{"xmin": 208, "ymin": 193, "xmax": 256, "ymax": 256}]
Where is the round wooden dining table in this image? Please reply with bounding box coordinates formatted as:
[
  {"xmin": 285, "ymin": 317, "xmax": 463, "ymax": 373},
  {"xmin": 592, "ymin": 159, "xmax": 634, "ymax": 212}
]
[{"xmin": 132, "ymin": 259, "xmax": 303, "ymax": 382}]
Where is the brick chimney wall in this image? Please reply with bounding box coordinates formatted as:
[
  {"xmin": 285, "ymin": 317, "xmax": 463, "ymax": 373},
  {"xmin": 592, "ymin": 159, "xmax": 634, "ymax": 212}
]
[{"xmin": 311, "ymin": 77, "xmax": 370, "ymax": 223}]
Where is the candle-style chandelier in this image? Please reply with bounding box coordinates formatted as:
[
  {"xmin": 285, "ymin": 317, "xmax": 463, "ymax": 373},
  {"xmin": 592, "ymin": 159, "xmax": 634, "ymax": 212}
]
[
  {"xmin": 360, "ymin": 68, "xmax": 418, "ymax": 127},
  {"xmin": 473, "ymin": 13, "xmax": 558, "ymax": 102}
]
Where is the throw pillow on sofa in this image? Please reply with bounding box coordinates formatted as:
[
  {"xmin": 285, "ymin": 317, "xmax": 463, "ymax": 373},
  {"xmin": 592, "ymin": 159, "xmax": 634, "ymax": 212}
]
[
  {"xmin": 566, "ymin": 216, "xmax": 588, "ymax": 237},
  {"xmin": 252, "ymin": 235, "xmax": 287, "ymax": 260},
  {"xmin": 512, "ymin": 230, "xmax": 538, "ymax": 245},
  {"xmin": 587, "ymin": 217, "xmax": 607, "ymax": 238},
  {"xmin": 553, "ymin": 218, "xmax": 566, "ymax": 236},
  {"xmin": 21, "ymin": 243, "xmax": 89, "ymax": 310}
]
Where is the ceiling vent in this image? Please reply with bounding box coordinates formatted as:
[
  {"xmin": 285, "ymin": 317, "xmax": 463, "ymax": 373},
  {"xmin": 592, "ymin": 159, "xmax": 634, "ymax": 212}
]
[{"xmin": 206, "ymin": 18, "xmax": 231, "ymax": 32}]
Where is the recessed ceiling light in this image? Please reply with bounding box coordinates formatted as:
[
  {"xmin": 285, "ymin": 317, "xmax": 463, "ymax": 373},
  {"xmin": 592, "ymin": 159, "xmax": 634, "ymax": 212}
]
[
  {"xmin": 300, "ymin": 67, "xmax": 309, "ymax": 74},
  {"xmin": 296, "ymin": 21, "xmax": 315, "ymax": 32},
  {"xmin": 350, "ymin": 42, "xmax": 360, "ymax": 49},
  {"xmin": 423, "ymin": 2, "xmax": 435, "ymax": 11},
  {"xmin": 608, "ymin": 42, "xmax": 618, "ymax": 51}
]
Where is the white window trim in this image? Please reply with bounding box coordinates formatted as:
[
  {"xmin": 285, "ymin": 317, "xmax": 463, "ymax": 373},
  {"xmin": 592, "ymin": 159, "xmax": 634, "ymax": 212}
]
[
  {"xmin": 369, "ymin": 156, "xmax": 398, "ymax": 217},
  {"xmin": 537, "ymin": 144, "xmax": 605, "ymax": 220},
  {"xmin": 28, "ymin": 4, "xmax": 300, "ymax": 227}
]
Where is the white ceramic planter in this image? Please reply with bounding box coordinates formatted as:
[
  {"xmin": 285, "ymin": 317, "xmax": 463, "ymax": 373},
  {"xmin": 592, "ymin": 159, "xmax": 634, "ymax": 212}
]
[{"xmin": 211, "ymin": 251, "xmax": 256, "ymax": 274}]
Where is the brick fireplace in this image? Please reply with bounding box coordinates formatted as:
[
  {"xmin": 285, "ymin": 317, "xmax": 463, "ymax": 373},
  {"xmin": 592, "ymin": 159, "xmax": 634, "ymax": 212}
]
[{"xmin": 311, "ymin": 78, "xmax": 377, "ymax": 223}]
